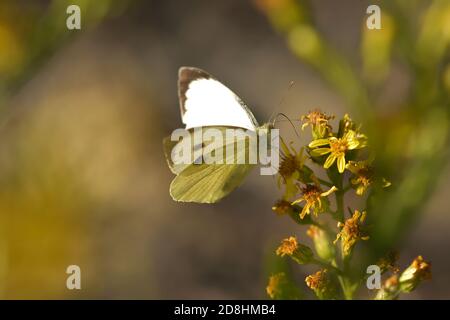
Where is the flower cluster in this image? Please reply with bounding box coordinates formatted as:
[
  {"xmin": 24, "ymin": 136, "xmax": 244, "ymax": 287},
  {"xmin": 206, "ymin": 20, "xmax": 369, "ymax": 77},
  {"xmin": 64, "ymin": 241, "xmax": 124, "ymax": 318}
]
[
  {"xmin": 375, "ymin": 255, "xmax": 432, "ymax": 300},
  {"xmin": 267, "ymin": 110, "xmax": 430, "ymax": 300}
]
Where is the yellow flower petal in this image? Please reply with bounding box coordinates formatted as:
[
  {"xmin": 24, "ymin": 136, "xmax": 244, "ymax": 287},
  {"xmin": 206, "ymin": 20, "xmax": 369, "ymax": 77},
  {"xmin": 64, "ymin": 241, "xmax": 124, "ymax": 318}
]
[
  {"xmin": 320, "ymin": 186, "xmax": 338, "ymax": 197},
  {"xmin": 324, "ymin": 154, "xmax": 336, "ymax": 169},
  {"xmin": 344, "ymin": 130, "xmax": 355, "ymax": 140},
  {"xmin": 291, "ymin": 197, "xmax": 305, "ymax": 205},
  {"xmin": 382, "ymin": 178, "xmax": 391, "ymax": 188},
  {"xmin": 337, "ymin": 155, "xmax": 346, "ymax": 173},
  {"xmin": 300, "ymin": 203, "xmax": 311, "ymax": 219},
  {"xmin": 360, "ymin": 211, "xmax": 367, "ymax": 222},
  {"xmin": 309, "ymin": 139, "xmax": 329, "ymax": 148},
  {"xmin": 311, "ymin": 147, "xmax": 331, "ymax": 156},
  {"xmin": 316, "ymin": 197, "xmax": 322, "ymax": 211},
  {"xmin": 347, "ymin": 141, "xmax": 359, "ymax": 150}
]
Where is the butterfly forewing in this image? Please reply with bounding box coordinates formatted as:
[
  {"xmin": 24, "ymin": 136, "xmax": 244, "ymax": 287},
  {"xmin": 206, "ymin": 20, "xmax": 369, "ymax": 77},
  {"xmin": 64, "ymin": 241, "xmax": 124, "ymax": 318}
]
[{"xmin": 178, "ymin": 67, "xmax": 259, "ymax": 131}]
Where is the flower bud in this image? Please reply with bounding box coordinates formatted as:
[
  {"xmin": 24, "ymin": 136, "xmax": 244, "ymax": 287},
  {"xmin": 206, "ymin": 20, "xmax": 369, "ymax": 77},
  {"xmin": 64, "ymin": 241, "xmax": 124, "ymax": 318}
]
[
  {"xmin": 375, "ymin": 275, "xmax": 400, "ymax": 300},
  {"xmin": 266, "ymin": 272, "xmax": 301, "ymax": 300},
  {"xmin": 307, "ymin": 225, "xmax": 335, "ymax": 261},
  {"xmin": 272, "ymin": 200, "xmax": 314, "ymax": 225},
  {"xmin": 301, "ymin": 110, "xmax": 334, "ymax": 139},
  {"xmin": 272, "ymin": 200, "xmax": 293, "ymax": 216},
  {"xmin": 266, "ymin": 273, "xmax": 285, "ymax": 299}
]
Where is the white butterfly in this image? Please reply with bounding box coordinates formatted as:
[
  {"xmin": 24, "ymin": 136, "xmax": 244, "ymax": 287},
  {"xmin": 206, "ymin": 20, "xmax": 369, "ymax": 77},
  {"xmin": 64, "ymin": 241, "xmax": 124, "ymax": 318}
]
[{"xmin": 164, "ymin": 67, "xmax": 275, "ymax": 203}]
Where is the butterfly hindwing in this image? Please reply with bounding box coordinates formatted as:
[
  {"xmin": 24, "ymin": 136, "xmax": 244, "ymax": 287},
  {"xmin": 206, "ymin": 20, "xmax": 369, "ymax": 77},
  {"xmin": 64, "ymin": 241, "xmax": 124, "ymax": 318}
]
[
  {"xmin": 166, "ymin": 127, "xmax": 256, "ymax": 203},
  {"xmin": 170, "ymin": 163, "xmax": 253, "ymax": 203}
]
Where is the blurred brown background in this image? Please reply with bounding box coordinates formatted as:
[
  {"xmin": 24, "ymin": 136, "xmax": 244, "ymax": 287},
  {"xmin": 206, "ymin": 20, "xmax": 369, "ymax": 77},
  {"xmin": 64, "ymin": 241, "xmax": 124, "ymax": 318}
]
[{"xmin": 0, "ymin": 0, "xmax": 448, "ymax": 299}]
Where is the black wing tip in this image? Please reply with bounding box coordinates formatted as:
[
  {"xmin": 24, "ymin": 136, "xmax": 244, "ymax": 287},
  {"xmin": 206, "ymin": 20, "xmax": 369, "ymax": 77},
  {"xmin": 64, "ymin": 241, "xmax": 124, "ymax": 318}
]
[
  {"xmin": 178, "ymin": 66, "xmax": 213, "ymax": 116},
  {"xmin": 178, "ymin": 66, "xmax": 211, "ymax": 80}
]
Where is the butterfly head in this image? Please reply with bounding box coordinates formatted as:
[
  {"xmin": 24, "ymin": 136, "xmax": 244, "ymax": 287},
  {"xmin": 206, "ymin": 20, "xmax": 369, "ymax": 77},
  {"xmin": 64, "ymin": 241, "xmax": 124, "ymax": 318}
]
[{"xmin": 260, "ymin": 122, "xmax": 275, "ymax": 131}]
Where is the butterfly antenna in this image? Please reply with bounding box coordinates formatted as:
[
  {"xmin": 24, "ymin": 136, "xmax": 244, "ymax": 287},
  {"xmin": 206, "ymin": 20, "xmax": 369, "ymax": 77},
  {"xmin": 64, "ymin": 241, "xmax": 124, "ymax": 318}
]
[
  {"xmin": 273, "ymin": 112, "xmax": 300, "ymax": 138},
  {"xmin": 268, "ymin": 80, "xmax": 295, "ymax": 125}
]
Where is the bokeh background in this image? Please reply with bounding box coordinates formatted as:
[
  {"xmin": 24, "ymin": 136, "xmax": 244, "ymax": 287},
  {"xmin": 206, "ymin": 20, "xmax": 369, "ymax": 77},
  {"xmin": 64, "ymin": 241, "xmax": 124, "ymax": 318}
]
[{"xmin": 0, "ymin": 0, "xmax": 448, "ymax": 299}]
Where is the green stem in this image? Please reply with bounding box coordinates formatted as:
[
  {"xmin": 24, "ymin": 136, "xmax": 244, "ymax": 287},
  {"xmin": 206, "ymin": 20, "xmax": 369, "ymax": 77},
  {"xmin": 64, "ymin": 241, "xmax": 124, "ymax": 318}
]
[
  {"xmin": 331, "ymin": 259, "xmax": 351, "ymax": 299},
  {"xmin": 335, "ymin": 193, "xmax": 344, "ymax": 222},
  {"xmin": 333, "ymin": 176, "xmax": 357, "ymax": 299},
  {"xmin": 332, "ymin": 172, "xmax": 345, "ymax": 222},
  {"xmin": 341, "ymin": 277, "xmax": 356, "ymax": 300},
  {"xmin": 333, "ymin": 257, "xmax": 356, "ymax": 299},
  {"xmin": 312, "ymin": 258, "xmax": 343, "ymax": 276},
  {"xmin": 334, "ymin": 182, "xmax": 345, "ymax": 223}
]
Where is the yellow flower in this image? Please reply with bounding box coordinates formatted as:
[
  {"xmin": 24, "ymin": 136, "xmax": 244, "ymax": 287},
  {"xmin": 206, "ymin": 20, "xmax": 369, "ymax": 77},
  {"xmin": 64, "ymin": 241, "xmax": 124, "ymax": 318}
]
[
  {"xmin": 301, "ymin": 109, "xmax": 334, "ymax": 138},
  {"xmin": 276, "ymin": 236, "xmax": 299, "ymax": 256},
  {"xmin": 276, "ymin": 236, "xmax": 314, "ymax": 264},
  {"xmin": 292, "ymin": 184, "xmax": 338, "ymax": 219},
  {"xmin": 305, "ymin": 269, "xmax": 327, "ymax": 290},
  {"xmin": 305, "ymin": 269, "xmax": 336, "ymax": 299},
  {"xmin": 266, "ymin": 272, "xmax": 286, "ymax": 299},
  {"xmin": 309, "ymin": 130, "xmax": 367, "ymax": 173},
  {"xmin": 278, "ymin": 138, "xmax": 309, "ymax": 199},
  {"xmin": 399, "ymin": 256, "xmax": 431, "ymax": 293},
  {"xmin": 272, "ymin": 199, "xmax": 293, "ymax": 216},
  {"xmin": 346, "ymin": 160, "xmax": 373, "ymax": 196},
  {"xmin": 334, "ymin": 210, "xmax": 369, "ymax": 256},
  {"xmin": 346, "ymin": 160, "xmax": 391, "ymax": 196}
]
